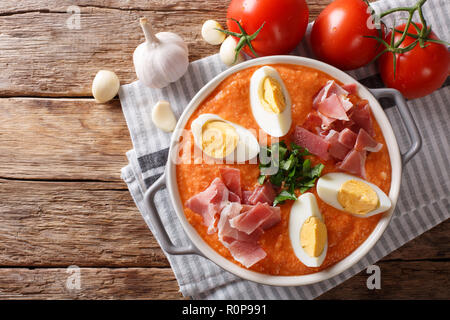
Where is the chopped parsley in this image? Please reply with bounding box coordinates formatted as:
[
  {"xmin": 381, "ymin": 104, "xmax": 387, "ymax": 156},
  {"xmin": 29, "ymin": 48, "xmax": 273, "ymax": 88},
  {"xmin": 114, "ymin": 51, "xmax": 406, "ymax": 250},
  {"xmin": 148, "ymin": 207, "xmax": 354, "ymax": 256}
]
[{"xmin": 258, "ymin": 141, "xmax": 325, "ymax": 206}]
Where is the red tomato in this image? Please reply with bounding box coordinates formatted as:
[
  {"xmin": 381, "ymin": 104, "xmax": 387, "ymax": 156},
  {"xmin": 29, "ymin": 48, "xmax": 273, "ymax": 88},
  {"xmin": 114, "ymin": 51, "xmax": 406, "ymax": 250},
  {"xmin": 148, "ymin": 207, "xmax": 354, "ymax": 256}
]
[
  {"xmin": 226, "ymin": 0, "xmax": 309, "ymax": 57},
  {"xmin": 310, "ymin": 0, "xmax": 382, "ymax": 70},
  {"xmin": 378, "ymin": 23, "xmax": 450, "ymax": 99}
]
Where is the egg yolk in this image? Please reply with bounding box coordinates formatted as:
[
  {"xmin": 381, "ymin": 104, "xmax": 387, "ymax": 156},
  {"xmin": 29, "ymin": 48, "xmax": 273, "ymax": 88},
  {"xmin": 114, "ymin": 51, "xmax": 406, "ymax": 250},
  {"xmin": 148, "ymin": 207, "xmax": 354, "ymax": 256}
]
[
  {"xmin": 201, "ymin": 120, "xmax": 239, "ymax": 158},
  {"xmin": 300, "ymin": 217, "xmax": 327, "ymax": 257},
  {"xmin": 337, "ymin": 180, "xmax": 379, "ymax": 215},
  {"xmin": 260, "ymin": 76, "xmax": 286, "ymax": 114}
]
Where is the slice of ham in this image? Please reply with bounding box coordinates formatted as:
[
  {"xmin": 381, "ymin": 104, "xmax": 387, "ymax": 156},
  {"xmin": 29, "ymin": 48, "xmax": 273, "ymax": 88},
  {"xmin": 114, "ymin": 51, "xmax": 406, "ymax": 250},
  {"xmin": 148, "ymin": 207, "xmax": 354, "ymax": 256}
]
[
  {"xmin": 185, "ymin": 178, "xmax": 229, "ymax": 234},
  {"xmin": 325, "ymin": 130, "xmax": 351, "ymax": 160},
  {"xmin": 240, "ymin": 204, "xmax": 254, "ymax": 212},
  {"xmin": 217, "ymin": 202, "xmax": 266, "ymax": 268},
  {"xmin": 224, "ymin": 227, "xmax": 264, "ymax": 246},
  {"xmin": 247, "ymin": 182, "xmax": 276, "ymax": 206},
  {"xmin": 229, "ymin": 202, "xmax": 281, "ymax": 235},
  {"xmin": 186, "ymin": 170, "xmax": 284, "ymax": 269},
  {"xmin": 317, "ymin": 94, "xmax": 350, "ymax": 121},
  {"xmin": 326, "ymin": 119, "xmax": 356, "ymax": 134},
  {"xmin": 227, "ymin": 240, "xmax": 267, "ymax": 268},
  {"xmin": 340, "ymin": 96, "xmax": 353, "ymax": 112},
  {"xmin": 312, "ymin": 80, "xmax": 355, "ymax": 130},
  {"xmin": 338, "ymin": 128, "xmax": 358, "ymax": 149},
  {"xmin": 217, "ymin": 202, "xmax": 263, "ymax": 245},
  {"xmin": 317, "ymin": 111, "xmax": 336, "ymax": 130},
  {"xmin": 313, "ymin": 80, "xmax": 349, "ymax": 108},
  {"xmin": 313, "ymin": 80, "xmax": 334, "ymax": 108},
  {"xmin": 350, "ymin": 102, "xmax": 374, "ymax": 136},
  {"xmin": 338, "ymin": 149, "xmax": 367, "ymax": 177},
  {"xmin": 341, "ymin": 83, "xmax": 357, "ymax": 95},
  {"xmin": 355, "ymin": 128, "xmax": 383, "ymax": 152},
  {"xmin": 219, "ymin": 167, "xmax": 242, "ymax": 199},
  {"xmin": 259, "ymin": 206, "xmax": 282, "ymax": 230},
  {"xmin": 328, "ymin": 81, "xmax": 349, "ymax": 97},
  {"xmin": 217, "ymin": 202, "xmax": 242, "ymax": 241},
  {"xmin": 303, "ymin": 112, "xmax": 323, "ymax": 132},
  {"xmin": 228, "ymin": 191, "xmax": 241, "ymax": 203},
  {"xmin": 241, "ymin": 191, "xmax": 253, "ymax": 205},
  {"xmin": 293, "ymin": 126, "xmax": 330, "ymax": 160}
]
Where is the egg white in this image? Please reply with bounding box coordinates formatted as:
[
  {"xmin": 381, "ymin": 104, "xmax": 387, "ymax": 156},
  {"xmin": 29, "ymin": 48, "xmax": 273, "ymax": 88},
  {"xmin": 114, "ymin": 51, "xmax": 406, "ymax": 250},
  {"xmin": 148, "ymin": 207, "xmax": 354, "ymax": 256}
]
[
  {"xmin": 289, "ymin": 193, "xmax": 328, "ymax": 268},
  {"xmin": 190, "ymin": 113, "xmax": 260, "ymax": 163},
  {"xmin": 316, "ymin": 172, "xmax": 392, "ymax": 218},
  {"xmin": 249, "ymin": 66, "xmax": 292, "ymax": 137}
]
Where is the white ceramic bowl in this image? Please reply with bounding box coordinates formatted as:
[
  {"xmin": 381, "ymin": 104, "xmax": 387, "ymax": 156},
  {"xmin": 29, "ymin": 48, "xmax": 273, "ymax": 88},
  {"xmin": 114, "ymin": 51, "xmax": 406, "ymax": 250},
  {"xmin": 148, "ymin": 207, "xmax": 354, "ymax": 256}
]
[{"xmin": 145, "ymin": 55, "xmax": 421, "ymax": 286}]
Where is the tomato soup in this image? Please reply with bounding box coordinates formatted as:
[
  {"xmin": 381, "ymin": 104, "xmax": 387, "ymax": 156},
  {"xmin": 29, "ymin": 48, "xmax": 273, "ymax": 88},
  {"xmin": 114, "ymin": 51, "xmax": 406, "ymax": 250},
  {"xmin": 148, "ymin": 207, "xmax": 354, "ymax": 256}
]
[{"xmin": 176, "ymin": 64, "xmax": 391, "ymax": 276}]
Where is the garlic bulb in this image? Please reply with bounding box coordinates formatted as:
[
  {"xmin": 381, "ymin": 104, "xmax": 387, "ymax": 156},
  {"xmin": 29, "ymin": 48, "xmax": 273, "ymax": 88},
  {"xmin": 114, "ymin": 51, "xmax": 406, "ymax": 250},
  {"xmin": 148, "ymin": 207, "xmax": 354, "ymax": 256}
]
[
  {"xmin": 133, "ymin": 17, "xmax": 189, "ymax": 89},
  {"xmin": 151, "ymin": 100, "xmax": 177, "ymax": 132},
  {"xmin": 220, "ymin": 36, "xmax": 244, "ymax": 66},
  {"xmin": 92, "ymin": 70, "xmax": 120, "ymax": 103},
  {"xmin": 201, "ymin": 20, "xmax": 226, "ymax": 45}
]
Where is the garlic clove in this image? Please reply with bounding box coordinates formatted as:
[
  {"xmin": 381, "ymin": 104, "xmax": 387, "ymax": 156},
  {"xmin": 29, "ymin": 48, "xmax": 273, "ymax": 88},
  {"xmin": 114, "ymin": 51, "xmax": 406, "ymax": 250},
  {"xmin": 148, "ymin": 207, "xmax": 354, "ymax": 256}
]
[
  {"xmin": 201, "ymin": 20, "xmax": 226, "ymax": 45},
  {"xmin": 92, "ymin": 70, "xmax": 120, "ymax": 103},
  {"xmin": 151, "ymin": 100, "xmax": 177, "ymax": 132},
  {"xmin": 220, "ymin": 36, "xmax": 244, "ymax": 66}
]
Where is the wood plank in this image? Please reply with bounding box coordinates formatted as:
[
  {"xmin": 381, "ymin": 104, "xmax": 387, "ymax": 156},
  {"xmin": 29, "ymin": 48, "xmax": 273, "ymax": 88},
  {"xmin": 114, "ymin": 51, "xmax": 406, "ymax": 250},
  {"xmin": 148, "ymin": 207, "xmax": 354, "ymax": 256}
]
[
  {"xmin": 0, "ymin": 260, "xmax": 448, "ymax": 299},
  {"xmin": 319, "ymin": 260, "xmax": 450, "ymax": 300},
  {"xmin": 0, "ymin": 0, "xmax": 229, "ymax": 12},
  {"xmin": 0, "ymin": 98, "xmax": 131, "ymax": 181},
  {"xmin": 0, "ymin": 267, "xmax": 183, "ymax": 299},
  {"xmin": 0, "ymin": 5, "xmax": 227, "ymax": 97},
  {"xmin": 0, "ymin": 1, "xmax": 330, "ymax": 97},
  {"xmin": 0, "ymin": 0, "xmax": 329, "ymax": 18},
  {"xmin": 382, "ymin": 219, "xmax": 450, "ymax": 262},
  {"xmin": 0, "ymin": 178, "xmax": 168, "ymax": 267}
]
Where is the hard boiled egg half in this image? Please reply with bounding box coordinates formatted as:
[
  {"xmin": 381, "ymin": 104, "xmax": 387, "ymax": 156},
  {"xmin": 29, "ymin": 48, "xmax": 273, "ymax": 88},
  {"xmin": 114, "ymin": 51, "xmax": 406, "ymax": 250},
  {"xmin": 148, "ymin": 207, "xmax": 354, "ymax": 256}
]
[
  {"xmin": 289, "ymin": 193, "xmax": 328, "ymax": 267},
  {"xmin": 250, "ymin": 66, "xmax": 292, "ymax": 137},
  {"xmin": 191, "ymin": 114, "xmax": 260, "ymax": 162},
  {"xmin": 317, "ymin": 173, "xmax": 392, "ymax": 217}
]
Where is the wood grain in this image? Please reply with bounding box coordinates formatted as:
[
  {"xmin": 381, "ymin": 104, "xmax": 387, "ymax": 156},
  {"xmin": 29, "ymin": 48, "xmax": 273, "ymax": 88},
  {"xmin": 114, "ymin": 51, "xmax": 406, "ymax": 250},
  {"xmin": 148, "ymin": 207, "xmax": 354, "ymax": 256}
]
[
  {"xmin": 0, "ymin": 3, "xmax": 225, "ymax": 97},
  {"xmin": 0, "ymin": 0, "xmax": 229, "ymax": 12},
  {"xmin": 0, "ymin": 267, "xmax": 183, "ymax": 299},
  {"xmin": 0, "ymin": 98, "xmax": 131, "ymax": 181},
  {"xmin": 0, "ymin": 1, "xmax": 330, "ymax": 97},
  {"xmin": 319, "ymin": 260, "xmax": 450, "ymax": 300},
  {"xmin": 0, "ymin": 259, "xmax": 447, "ymax": 299},
  {"xmin": 0, "ymin": 178, "xmax": 168, "ymax": 267}
]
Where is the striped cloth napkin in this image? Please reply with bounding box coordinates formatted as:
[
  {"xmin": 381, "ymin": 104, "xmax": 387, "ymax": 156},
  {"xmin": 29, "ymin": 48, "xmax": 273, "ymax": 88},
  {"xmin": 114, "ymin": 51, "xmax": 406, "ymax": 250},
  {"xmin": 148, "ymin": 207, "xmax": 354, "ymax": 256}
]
[{"xmin": 120, "ymin": 0, "xmax": 449, "ymax": 299}]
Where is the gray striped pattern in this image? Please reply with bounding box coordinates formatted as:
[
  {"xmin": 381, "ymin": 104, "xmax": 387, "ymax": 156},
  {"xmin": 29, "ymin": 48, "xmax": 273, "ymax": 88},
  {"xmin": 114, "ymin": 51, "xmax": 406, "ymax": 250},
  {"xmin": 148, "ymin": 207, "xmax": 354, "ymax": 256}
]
[{"xmin": 119, "ymin": 0, "xmax": 449, "ymax": 299}]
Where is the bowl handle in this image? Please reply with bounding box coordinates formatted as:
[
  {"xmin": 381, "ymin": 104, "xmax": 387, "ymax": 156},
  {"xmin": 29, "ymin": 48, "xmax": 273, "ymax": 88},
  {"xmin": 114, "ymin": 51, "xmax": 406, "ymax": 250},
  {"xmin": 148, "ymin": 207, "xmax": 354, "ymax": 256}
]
[
  {"xmin": 143, "ymin": 173, "xmax": 203, "ymax": 256},
  {"xmin": 369, "ymin": 88, "xmax": 422, "ymax": 165}
]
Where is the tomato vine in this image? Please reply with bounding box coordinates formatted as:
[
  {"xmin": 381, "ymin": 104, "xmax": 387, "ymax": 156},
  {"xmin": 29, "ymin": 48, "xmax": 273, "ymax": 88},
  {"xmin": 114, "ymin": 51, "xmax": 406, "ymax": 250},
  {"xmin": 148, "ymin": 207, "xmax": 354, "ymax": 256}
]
[
  {"xmin": 217, "ymin": 18, "xmax": 265, "ymax": 63},
  {"xmin": 365, "ymin": 0, "xmax": 449, "ymax": 78}
]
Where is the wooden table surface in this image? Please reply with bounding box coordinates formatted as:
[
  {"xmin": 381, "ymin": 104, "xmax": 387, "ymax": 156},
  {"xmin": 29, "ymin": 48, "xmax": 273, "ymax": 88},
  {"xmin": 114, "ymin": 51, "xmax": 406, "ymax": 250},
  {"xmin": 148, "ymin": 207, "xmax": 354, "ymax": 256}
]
[{"xmin": 0, "ymin": 0, "xmax": 448, "ymax": 300}]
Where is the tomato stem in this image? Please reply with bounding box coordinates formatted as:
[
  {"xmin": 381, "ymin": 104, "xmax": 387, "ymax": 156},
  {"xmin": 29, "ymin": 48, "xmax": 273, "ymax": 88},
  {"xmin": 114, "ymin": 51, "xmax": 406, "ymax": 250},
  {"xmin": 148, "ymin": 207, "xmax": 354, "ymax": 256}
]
[
  {"xmin": 380, "ymin": 6, "xmax": 414, "ymax": 19},
  {"xmin": 394, "ymin": 14, "xmax": 413, "ymax": 47},
  {"xmin": 218, "ymin": 18, "xmax": 265, "ymax": 61},
  {"xmin": 368, "ymin": 0, "xmax": 450, "ymax": 79},
  {"xmin": 376, "ymin": 0, "xmax": 432, "ymax": 52},
  {"xmin": 393, "ymin": 28, "xmax": 450, "ymax": 46}
]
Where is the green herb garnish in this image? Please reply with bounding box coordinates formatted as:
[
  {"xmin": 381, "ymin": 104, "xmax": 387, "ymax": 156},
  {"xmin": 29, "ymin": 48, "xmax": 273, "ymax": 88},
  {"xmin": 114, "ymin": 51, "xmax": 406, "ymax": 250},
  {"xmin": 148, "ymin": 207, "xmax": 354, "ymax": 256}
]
[{"xmin": 259, "ymin": 141, "xmax": 325, "ymax": 206}]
